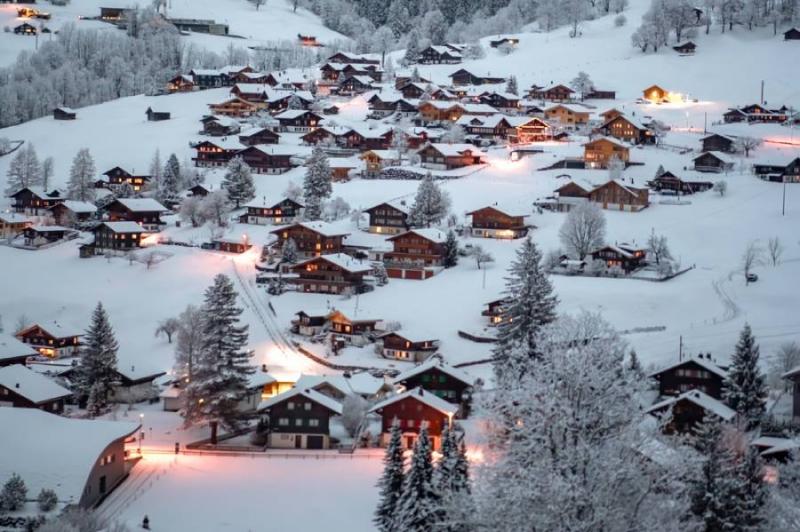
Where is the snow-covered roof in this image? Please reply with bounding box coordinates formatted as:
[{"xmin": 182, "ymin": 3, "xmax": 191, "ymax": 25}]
[
  {"xmin": 381, "ymin": 327, "xmax": 439, "ymax": 344},
  {"xmin": 273, "ymin": 221, "xmax": 349, "ymax": 237},
  {"xmin": 694, "ymin": 151, "xmax": 735, "ymax": 164},
  {"xmin": 275, "ymin": 109, "xmax": 314, "ymax": 120},
  {"xmin": 55, "ymin": 200, "xmax": 97, "ymax": 214},
  {"xmin": 546, "ymin": 103, "xmax": 593, "ymax": 114},
  {"xmin": 426, "ymin": 45, "xmax": 462, "ymax": 57},
  {"xmin": 248, "ymin": 371, "xmax": 277, "ymax": 389},
  {"xmin": 114, "ymin": 198, "xmax": 168, "ymax": 213},
  {"xmin": 392, "ymin": 358, "xmax": 472, "ymax": 386},
  {"xmin": 782, "ymin": 365, "xmax": 800, "ymax": 380},
  {"xmin": 362, "ymin": 149, "xmax": 402, "ymax": 161},
  {"xmin": 28, "ymin": 225, "xmax": 72, "ymax": 233},
  {"xmin": 0, "ymin": 408, "xmax": 139, "ymax": 504},
  {"xmin": 327, "ymin": 157, "xmax": 359, "ymax": 169},
  {"xmin": 646, "ymin": 390, "xmax": 736, "ymax": 421},
  {"xmin": 206, "ymin": 115, "xmax": 240, "ymax": 128},
  {"xmin": 390, "ymin": 228, "xmax": 447, "ymax": 244},
  {"xmin": 55, "ymin": 106, "xmax": 75, "ymax": 113},
  {"xmin": 190, "ymin": 68, "xmax": 222, "ymax": 76},
  {"xmin": 366, "ymin": 199, "xmax": 410, "ymax": 214},
  {"xmin": 258, "ymin": 387, "xmax": 343, "ymax": 414},
  {"xmin": 584, "ymin": 136, "xmax": 628, "ymax": 148},
  {"xmin": 98, "ymin": 221, "xmax": 145, "ymax": 234},
  {"xmin": 296, "ymin": 253, "xmax": 372, "ymax": 274},
  {"xmin": 344, "ymin": 75, "xmax": 375, "ymax": 86},
  {"xmin": 370, "ymin": 387, "xmax": 457, "ymax": 416},
  {"xmin": 115, "ymin": 363, "xmax": 167, "ymax": 383},
  {"xmin": 649, "ymin": 356, "xmax": 727, "ymax": 379},
  {"xmin": 462, "ymin": 103, "xmax": 499, "ymax": 114},
  {"xmin": 0, "ymin": 364, "xmax": 71, "ymax": 404},
  {"xmin": 0, "ymin": 212, "xmax": 30, "ymax": 224},
  {"xmin": 243, "ymin": 196, "xmax": 301, "ymax": 209},
  {"xmin": 425, "ymin": 143, "xmax": 486, "ymax": 158},
  {"xmin": 466, "ymin": 203, "xmax": 529, "ymax": 217},
  {"xmin": 18, "ymin": 321, "xmax": 83, "ymax": 339},
  {"xmin": 455, "ymin": 113, "xmax": 510, "ymax": 128}
]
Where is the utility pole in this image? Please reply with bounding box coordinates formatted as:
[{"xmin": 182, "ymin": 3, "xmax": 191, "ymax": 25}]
[
  {"xmin": 783, "ymin": 178, "xmax": 787, "ymax": 216},
  {"xmin": 760, "ymin": 80, "xmax": 765, "ymax": 105},
  {"xmin": 703, "ymin": 112, "xmax": 707, "ymax": 134},
  {"xmin": 679, "ymin": 335, "xmax": 683, "ymax": 361}
]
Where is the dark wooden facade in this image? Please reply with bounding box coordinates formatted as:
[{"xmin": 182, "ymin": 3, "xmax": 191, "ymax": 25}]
[
  {"xmin": 16, "ymin": 324, "xmax": 82, "ymax": 358},
  {"xmin": 192, "ymin": 140, "xmax": 239, "ymax": 167},
  {"xmin": 11, "ymin": 188, "xmax": 65, "ymax": 215},
  {"xmin": 693, "ymin": 152, "xmax": 734, "ymax": 173},
  {"xmin": 53, "ymin": 107, "xmax": 76, "ymax": 120},
  {"xmin": 105, "ymin": 200, "xmax": 165, "ymax": 228},
  {"xmin": 701, "ymin": 133, "xmax": 735, "ymax": 153},
  {"xmin": 260, "ymin": 391, "xmax": 341, "ymax": 449},
  {"xmin": 590, "ymin": 244, "xmax": 646, "ymax": 272},
  {"xmin": 289, "ymin": 256, "xmax": 370, "ymax": 294},
  {"xmin": 650, "ymin": 358, "xmax": 726, "ymax": 399},
  {"xmin": 381, "ymin": 332, "xmax": 439, "ymax": 363},
  {"xmin": 384, "ymin": 230, "xmax": 445, "ymax": 280},
  {"xmin": 271, "ymin": 223, "xmax": 347, "ymax": 257},
  {"xmin": 146, "ymin": 107, "xmax": 170, "ymax": 121},
  {"xmin": 371, "ymin": 390, "xmax": 455, "ymax": 450},
  {"xmin": 238, "ymin": 127, "xmax": 280, "ymax": 146},
  {"xmin": 240, "ymin": 198, "xmax": 302, "ymax": 225},
  {"xmin": 588, "ymin": 181, "xmax": 649, "ymax": 211},
  {"xmin": 91, "ymin": 223, "xmax": 145, "ymax": 252},
  {"xmin": 467, "ymin": 206, "xmax": 528, "ymax": 239},
  {"xmin": 583, "ymin": 138, "xmax": 630, "ymax": 169},
  {"xmin": 598, "ymin": 115, "xmax": 655, "ymax": 144},
  {"xmin": 236, "ymin": 146, "xmax": 293, "ymax": 174},
  {"xmin": 395, "ymin": 366, "xmax": 471, "ymax": 413},
  {"xmin": 103, "ymin": 167, "xmax": 150, "ymax": 193},
  {"xmin": 364, "ymin": 202, "xmax": 409, "ymax": 235}
]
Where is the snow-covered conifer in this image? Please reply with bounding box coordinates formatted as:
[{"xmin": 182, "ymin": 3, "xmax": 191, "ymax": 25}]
[
  {"xmin": 409, "ymin": 173, "xmax": 450, "ymax": 228},
  {"xmin": 303, "ymin": 146, "xmax": 333, "ymax": 221},
  {"xmin": 222, "ymin": 157, "xmax": 255, "ymax": 209},
  {"xmin": 443, "ymin": 230, "xmax": 459, "ymax": 268},
  {"xmin": 0, "ymin": 473, "xmax": 27, "ymax": 512},
  {"xmin": 396, "ymin": 426, "xmax": 438, "ymax": 532},
  {"xmin": 67, "ymin": 148, "xmax": 96, "ymax": 202},
  {"xmin": 724, "ymin": 323, "xmax": 767, "ymax": 428},
  {"xmin": 374, "ymin": 420, "xmax": 405, "ymax": 532},
  {"xmin": 281, "ymin": 238, "xmax": 299, "ymax": 264},
  {"xmin": 75, "ymin": 302, "xmax": 119, "ymax": 412}
]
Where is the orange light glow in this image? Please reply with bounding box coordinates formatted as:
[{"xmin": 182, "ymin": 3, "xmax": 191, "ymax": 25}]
[{"xmin": 465, "ymin": 447, "xmax": 485, "ymax": 464}]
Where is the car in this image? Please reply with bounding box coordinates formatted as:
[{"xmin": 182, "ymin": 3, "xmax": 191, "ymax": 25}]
[{"xmin": 746, "ymin": 273, "xmax": 758, "ymax": 283}]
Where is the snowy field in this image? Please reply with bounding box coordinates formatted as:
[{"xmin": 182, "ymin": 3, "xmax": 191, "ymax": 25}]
[{"xmin": 1, "ymin": 1, "xmax": 800, "ymax": 529}]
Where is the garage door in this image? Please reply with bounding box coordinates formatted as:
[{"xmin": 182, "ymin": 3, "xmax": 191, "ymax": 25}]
[{"xmin": 306, "ymin": 435, "xmax": 324, "ymax": 449}]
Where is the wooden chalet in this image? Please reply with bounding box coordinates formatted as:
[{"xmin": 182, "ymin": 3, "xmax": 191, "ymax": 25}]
[
  {"xmin": 240, "ymin": 197, "xmax": 303, "ymax": 225},
  {"xmin": 291, "ymin": 310, "xmax": 329, "ymax": 336},
  {"xmin": 110, "ymin": 365, "xmax": 166, "ymax": 403},
  {"xmin": 544, "ymin": 104, "xmax": 591, "ymax": 129},
  {"xmin": 289, "ymin": 254, "xmax": 372, "ymax": 295},
  {"xmin": 271, "ymin": 221, "xmax": 349, "ymax": 257},
  {"xmin": 236, "ymin": 146, "xmax": 294, "ymax": 174},
  {"xmin": 22, "ymin": 225, "xmax": 74, "ymax": 248},
  {"xmin": 590, "ymin": 243, "xmax": 647, "ymax": 272},
  {"xmin": 393, "ymin": 359, "xmax": 473, "ymax": 415},
  {"xmin": 347, "ymin": 127, "xmax": 394, "ymax": 151},
  {"xmin": 384, "ymin": 229, "xmax": 446, "ymax": 280},
  {"xmin": 753, "ymin": 157, "xmax": 800, "ymax": 183},
  {"xmin": 456, "ymin": 114, "xmax": 512, "ymax": 141},
  {"xmin": 701, "ymin": 133, "xmax": 736, "ymax": 153},
  {"xmin": 208, "ymin": 97, "xmax": 261, "ymax": 118},
  {"xmin": 784, "ymin": 27, "xmax": 800, "ymax": 40},
  {"xmin": 300, "ymin": 125, "xmax": 351, "ymax": 147},
  {"xmin": 238, "ymin": 126, "xmax": 281, "ymax": 146},
  {"xmin": 10, "ymin": 187, "xmax": 65, "ymax": 215},
  {"xmin": 588, "ymin": 180, "xmax": 649, "ymax": 211},
  {"xmin": 467, "ymin": 205, "xmax": 529, "ymax": 239},
  {"xmin": 379, "ymin": 330, "xmax": 440, "ymax": 363},
  {"xmin": 145, "ymin": 107, "xmax": 170, "ymax": 121},
  {"xmin": 364, "ymin": 201, "xmax": 409, "ymax": 235},
  {"xmin": 648, "ymin": 171, "xmax": 713, "ymax": 194},
  {"xmin": 87, "ymin": 221, "xmax": 145, "ymax": 254},
  {"xmin": 185, "ymin": 184, "xmax": 211, "ymax": 198},
  {"xmin": 673, "ymin": 41, "xmax": 696, "ymax": 54},
  {"xmin": 418, "ymin": 143, "xmax": 486, "ymax": 170},
  {"xmin": 367, "ymin": 95, "xmax": 419, "ymax": 118},
  {"xmin": 479, "ymin": 91, "xmax": 520, "ymax": 111},
  {"xmin": 325, "ymin": 51, "xmax": 381, "ymax": 65},
  {"xmin": 418, "ymin": 45, "xmax": 463, "ymax": 65},
  {"xmin": 0, "ymin": 212, "xmax": 31, "ymax": 238},
  {"xmin": 274, "ymin": 110, "xmax": 322, "ymax": 133},
  {"xmin": 642, "ymin": 84, "xmax": 668, "ymax": 102},
  {"xmin": 448, "ymin": 69, "xmax": 505, "ymax": 86},
  {"xmin": 219, "ymin": 65, "xmax": 252, "ymax": 85},
  {"xmin": 529, "ymin": 84, "xmax": 575, "ymax": 102},
  {"xmin": 189, "ymin": 69, "xmax": 224, "ymax": 89},
  {"xmin": 102, "ymin": 167, "xmax": 150, "ymax": 193},
  {"xmin": 167, "ymin": 74, "xmax": 195, "ymax": 93},
  {"xmin": 693, "ymin": 151, "xmax": 734, "ymax": 173},
  {"xmin": 337, "ymin": 75, "xmax": 374, "ymax": 95},
  {"xmin": 585, "ymin": 89, "xmax": 617, "ymax": 100},
  {"xmin": 328, "ymin": 309, "xmax": 381, "ymax": 345},
  {"xmin": 49, "ymin": 200, "xmax": 97, "ymax": 226},
  {"xmin": 201, "ymin": 115, "xmax": 241, "ymax": 136},
  {"xmin": 53, "ymin": 107, "xmax": 76, "ymax": 120},
  {"xmin": 14, "ymin": 22, "xmax": 37, "ymax": 35},
  {"xmin": 105, "ymin": 198, "xmax": 167, "ymax": 231},
  {"xmin": 647, "ymin": 390, "xmax": 736, "ymax": 434},
  {"xmin": 0, "ymin": 334, "xmax": 38, "ymax": 368},
  {"xmin": 723, "ymin": 104, "xmax": 788, "ymax": 123},
  {"xmin": 783, "ymin": 366, "xmax": 800, "ymax": 420},
  {"xmin": 370, "ymin": 387, "xmax": 457, "ymax": 450},
  {"xmin": 397, "ymin": 82, "xmax": 435, "ymax": 100},
  {"xmin": 212, "ymin": 236, "xmax": 252, "ymax": 254},
  {"xmin": 361, "ymin": 150, "xmax": 402, "ymax": 177},
  {"xmin": 506, "ymin": 116, "xmax": 551, "ymax": 143},
  {"xmin": 583, "ymin": 137, "xmax": 630, "ymax": 169},
  {"xmin": 395, "ymin": 74, "xmax": 432, "ymax": 88},
  {"xmin": 482, "ymin": 299, "xmax": 508, "ymax": 326},
  {"xmin": 258, "ymin": 388, "xmax": 342, "ymax": 449},
  {"xmin": 650, "ymin": 356, "xmax": 727, "ymax": 399},
  {"xmin": 235, "ymin": 71, "xmax": 269, "ymax": 84},
  {"xmin": 16, "ymin": 322, "xmax": 82, "ymax": 358},
  {"xmin": 192, "ymin": 139, "xmax": 242, "ymax": 168},
  {"xmin": 597, "ymin": 114, "xmax": 655, "ymax": 144},
  {"xmin": 329, "ymin": 158, "xmax": 358, "ymax": 182},
  {"xmin": 417, "ymin": 101, "xmax": 496, "ymax": 123},
  {"xmin": 490, "ymin": 37, "xmax": 519, "ymax": 48}
]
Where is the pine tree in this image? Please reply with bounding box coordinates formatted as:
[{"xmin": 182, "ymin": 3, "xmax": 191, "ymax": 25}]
[
  {"xmin": 86, "ymin": 382, "xmax": 104, "ymax": 419},
  {"xmin": 164, "ymin": 153, "xmax": 181, "ymax": 183},
  {"xmin": 409, "ymin": 174, "xmax": 450, "ymax": 228},
  {"xmin": 724, "ymin": 324, "xmax": 767, "ymax": 429},
  {"xmin": 222, "ymin": 157, "xmax": 255, "ymax": 209},
  {"xmin": 396, "ymin": 426, "xmax": 438, "ymax": 532},
  {"xmin": 67, "ymin": 148, "xmax": 97, "ymax": 202},
  {"xmin": 627, "ymin": 349, "xmax": 645, "ymax": 378},
  {"xmin": 303, "ymin": 146, "xmax": 333, "ymax": 221},
  {"xmin": 182, "ymin": 274, "xmax": 254, "ymax": 443},
  {"xmin": 75, "ymin": 302, "xmax": 119, "ymax": 411},
  {"xmin": 492, "ymin": 237, "xmax": 558, "ymax": 382},
  {"xmin": 281, "ymin": 238, "xmax": 298, "ymax": 264},
  {"xmin": 373, "ymin": 261, "xmax": 389, "ymax": 286},
  {"xmin": 443, "ymin": 229, "xmax": 459, "ymax": 268},
  {"xmin": 403, "ymin": 29, "xmax": 422, "ymax": 65},
  {"xmin": 735, "ymin": 446, "xmax": 768, "ymax": 529},
  {"xmin": 41, "ymin": 156, "xmax": 54, "ymax": 192},
  {"xmin": 505, "ymin": 75, "xmax": 518, "ymax": 96},
  {"xmin": 156, "ymin": 154, "xmax": 181, "ymax": 204},
  {"xmin": 0, "ymin": 473, "xmax": 27, "ymax": 512},
  {"xmin": 374, "ymin": 420, "xmax": 405, "ymax": 532}
]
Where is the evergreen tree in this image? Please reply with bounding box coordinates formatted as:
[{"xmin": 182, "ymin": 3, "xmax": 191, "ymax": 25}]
[
  {"xmin": 628, "ymin": 349, "xmax": 645, "ymax": 378},
  {"xmin": 403, "ymin": 29, "xmax": 422, "ymax": 64},
  {"xmin": 164, "ymin": 153, "xmax": 181, "ymax": 184},
  {"xmin": 149, "ymin": 149, "xmax": 162, "ymax": 187},
  {"xmin": 281, "ymin": 238, "xmax": 298, "ymax": 264},
  {"xmin": 492, "ymin": 237, "xmax": 558, "ymax": 381},
  {"xmin": 0, "ymin": 473, "xmax": 27, "ymax": 512},
  {"xmin": 86, "ymin": 382, "xmax": 104, "ymax": 419},
  {"xmin": 409, "ymin": 173, "xmax": 450, "ymax": 228},
  {"xmin": 5, "ymin": 143, "xmax": 42, "ymax": 195},
  {"xmin": 41, "ymin": 156, "xmax": 54, "ymax": 192},
  {"xmin": 724, "ymin": 324, "xmax": 767, "ymax": 429},
  {"xmin": 373, "ymin": 261, "xmax": 389, "ymax": 286},
  {"xmin": 388, "ymin": 0, "xmax": 411, "ymax": 38},
  {"xmin": 735, "ymin": 445, "xmax": 768, "ymax": 530},
  {"xmin": 182, "ymin": 274, "xmax": 254, "ymax": 443},
  {"xmin": 443, "ymin": 229, "xmax": 459, "ymax": 268},
  {"xmin": 374, "ymin": 420, "xmax": 405, "ymax": 532},
  {"xmin": 75, "ymin": 302, "xmax": 119, "ymax": 411},
  {"xmin": 505, "ymin": 75, "xmax": 518, "ymax": 96},
  {"xmin": 221, "ymin": 157, "xmax": 255, "ymax": 209},
  {"xmin": 303, "ymin": 146, "xmax": 333, "ymax": 221},
  {"xmin": 67, "ymin": 148, "xmax": 97, "ymax": 202},
  {"xmin": 396, "ymin": 426, "xmax": 438, "ymax": 532}
]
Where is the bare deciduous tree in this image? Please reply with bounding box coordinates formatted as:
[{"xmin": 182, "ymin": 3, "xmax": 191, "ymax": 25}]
[
  {"xmin": 742, "ymin": 240, "xmax": 763, "ymax": 283},
  {"xmin": 733, "ymin": 136, "xmax": 762, "ymax": 157},
  {"xmin": 768, "ymin": 342, "xmax": 800, "ymax": 391},
  {"xmin": 558, "ymin": 202, "xmax": 606, "ymax": 260},
  {"xmin": 646, "ymin": 233, "xmax": 673, "ymax": 265},
  {"xmin": 155, "ymin": 317, "xmax": 181, "ymax": 343},
  {"xmin": 341, "ymin": 394, "xmax": 368, "ymax": 437},
  {"xmin": 714, "ymin": 180, "xmax": 727, "ymax": 197},
  {"xmin": 767, "ymin": 237, "xmax": 783, "ymax": 266}
]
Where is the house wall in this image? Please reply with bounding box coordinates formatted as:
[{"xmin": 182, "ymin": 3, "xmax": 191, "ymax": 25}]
[
  {"xmin": 0, "ymin": 386, "xmax": 66, "ymax": 413},
  {"xmin": 79, "ymin": 439, "xmax": 129, "ymax": 509}
]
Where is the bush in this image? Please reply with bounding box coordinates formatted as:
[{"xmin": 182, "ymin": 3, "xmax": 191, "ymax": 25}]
[
  {"xmin": 614, "ymin": 14, "xmax": 627, "ymax": 27},
  {"xmin": 0, "ymin": 473, "xmax": 27, "ymax": 512},
  {"xmin": 37, "ymin": 488, "xmax": 58, "ymax": 512}
]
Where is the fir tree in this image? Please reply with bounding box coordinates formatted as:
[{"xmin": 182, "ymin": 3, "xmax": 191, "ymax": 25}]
[
  {"xmin": 735, "ymin": 445, "xmax": 768, "ymax": 530},
  {"xmin": 182, "ymin": 274, "xmax": 254, "ymax": 443},
  {"xmin": 0, "ymin": 473, "xmax": 27, "ymax": 512},
  {"xmin": 281, "ymin": 238, "xmax": 298, "ymax": 264},
  {"xmin": 443, "ymin": 229, "xmax": 459, "ymax": 268},
  {"xmin": 67, "ymin": 148, "xmax": 97, "ymax": 202},
  {"xmin": 303, "ymin": 146, "xmax": 333, "ymax": 221},
  {"xmin": 374, "ymin": 420, "xmax": 405, "ymax": 532},
  {"xmin": 409, "ymin": 173, "xmax": 450, "ymax": 228},
  {"xmin": 41, "ymin": 156, "xmax": 54, "ymax": 192},
  {"xmin": 164, "ymin": 153, "xmax": 181, "ymax": 184},
  {"xmin": 75, "ymin": 302, "xmax": 119, "ymax": 411},
  {"xmin": 86, "ymin": 382, "xmax": 104, "ymax": 419},
  {"xmin": 492, "ymin": 237, "xmax": 558, "ymax": 381},
  {"xmin": 373, "ymin": 261, "xmax": 389, "ymax": 286},
  {"xmin": 222, "ymin": 157, "xmax": 255, "ymax": 209},
  {"xmin": 156, "ymin": 153, "xmax": 181, "ymax": 203},
  {"xmin": 403, "ymin": 29, "xmax": 422, "ymax": 64},
  {"xmin": 396, "ymin": 426, "xmax": 438, "ymax": 532},
  {"xmin": 505, "ymin": 75, "xmax": 518, "ymax": 96},
  {"xmin": 628, "ymin": 349, "xmax": 645, "ymax": 378},
  {"xmin": 724, "ymin": 324, "xmax": 767, "ymax": 429}
]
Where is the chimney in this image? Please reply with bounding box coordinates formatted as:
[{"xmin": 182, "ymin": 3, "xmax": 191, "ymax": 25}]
[
  {"xmin": 262, "ymin": 364, "xmax": 268, "ymax": 373},
  {"xmin": 131, "ymin": 365, "xmax": 135, "ymax": 373},
  {"xmin": 15, "ymin": 383, "xmax": 20, "ymax": 389},
  {"xmin": 418, "ymin": 388, "xmax": 424, "ymax": 397}
]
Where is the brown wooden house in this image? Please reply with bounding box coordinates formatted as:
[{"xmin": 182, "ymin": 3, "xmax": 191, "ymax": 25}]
[
  {"xmin": 650, "ymin": 357, "xmax": 727, "ymax": 399},
  {"xmin": 448, "ymin": 69, "xmax": 505, "ymax": 86},
  {"xmin": 700, "ymin": 133, "xmax": 736, "ymax": 153},
  {"xmin": 201, "ymin": 115, "xmax": 241, "ymax": 136},
  {"xmin": 102, "ymin": 167, "xmax": 150, "ymax": 193},
  {"xmin": 289, "ymin": 254, "xmax": 372, "ymax": 294},
  {"xmin": 587, "ymin": 180, "xmax": 649, "ymax": 211},
  {"xmin": 48, "ymin": 201, "xmax": 97, "ymax": 226},
  {"xmin": 166, "ymin": 74, "xmax": 195, "ymax": 93},
  {"xmin": 104, "ymin": 198, "xmax": 167, "ymax": 231},
  {"xmin": 22, "ymin": 225, "xmax": 74, "ymax": 248},
  {"xmin": 16, "ymin": 322, "xmax": 82, "ymax": 358},
  {"xmin": 238, "ymin": 126, "xmax": 281, "ymax": 146},
  {"xmin": 529, "ymin": 84, "xmax": 575, "ymax": 102},
  {"xmin": 145, "ymin": 107, "xmax": 170, "ymax": 121},
  {"xmin": 291, "ymin": 310, "xmax": 329, "ymax": 336},
  {"xmin": 379, "ymin": 330, "xmax": 440, "ymax": 362},
  {"xmin": 0, "ymin": 212, "xmax": 31, "ymax": 238},
  {"xmin": 0, "ymin": 364, "xmax": 72, "ymax": 414},
  {"xmin": 337, "ymin": 75, "xmax": 374, "ymax": 95},
  {"xmin": 370, "ymin": 387, "xmax": 457, "ymax": 450},
  {"xmin": 482, "ymin": 299, "xmax": 508, "ymax": 326},
  {"xmin": 418, "ymin": 45, "xmax": 463, "ymax": 64},
  {"xmin": 597, "ymin": 115, "xmax": 655, "ymax": 144},
  {"xmin": 328, "ymin": 309, "xmax": 382, "ymax": 345},
  {"xmin": 393, "ymin": 358, "xmax": 473, "ymax": 415},
  {"xmin": 590, "ymin": 243, "xmax": 647, "ymax": 272},
  {"xmin": 646, "ymin": 390, "xmax": 736, "ymax": 434},
  {"xmin": 648, "ymin": 171, "xmax": 713, "ymax": 194},
  {"xmin": 10, "ymin": 187, "xmax": 66, "ymax": 215},
  {"xmin": 583, "ymin": 137, "xmax": 630, "ymax": 169},
  {"xmin": 544, "ymin": 104, "xmax": 591, "ymax": 129},
  {"xmin": 418, "ymin": 143, "xmax": 486, "ymax": 170},
  {"xmin": 240, "ymin": 197, "xmax": 303, "ymax": 225},
  {"xmin": 271, "ymin": 221, "xmax": 349, "ymax": 257},
  {"xmin": 364, "ymin": 201, "xmax": 409, "ymax": 235},
  {"xmin": 723, "ymin": 104, "xmax": 788, "ymax": 124},
  {"xmin": 384, "ymin": 229, "xmax": 446, "ymax": 280},
  {"xmin": 274, "ymin": 110, "xmax": 322, "ymax": 133},
  {"xmin": 467, "ymin": 205, "xmax": 529, "ymax": 239},
  {"xmin": 89, "ymin": 221, "xmax": 145, "ymax": 254},
  {"xmin": 643, "ymin": 84, "xmax": 668, "ymax": 102},
  {"xmin": 784, "ymin": 27, "xmax": 800, "ymax": 40},
  {"xmin": 0, "ymin": 334, "xmax": 38, "ymax": 367},
  {"xmin": 236, "ymin": 146, "xmax": 294, "ymax": 174},
  {"xmin": 212, "ymin": 236, "xmax": 253, "ymax": 254},
  {"xmin": 192, "ymin": 139, "xmax": 242, "ymax": 168},
  {"xmin": 693, "ymin": 151, "xmax": 734, "ymax": 173},
  {"xmin": 208, "ymin": 97, "xmax": 261, "ymax": 118},
  {"xmin": 360, "ymin": 150, "xmax": 401, "ymax": 177},
  {"xmin": 257, "ymin": 388, "xmax": 343, "ymax": 449}
]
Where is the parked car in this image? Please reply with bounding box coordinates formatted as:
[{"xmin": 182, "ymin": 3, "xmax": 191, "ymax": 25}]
[{"xmin": 746, "ymin": 273, "xmax": 758, "ymax": 283}]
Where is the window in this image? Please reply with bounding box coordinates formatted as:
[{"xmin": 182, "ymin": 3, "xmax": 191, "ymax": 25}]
[
  {"xmin": 304, "ymin": 402, "xmax": 312, "ymax": 411},
  {"xmin": 407, "ymin": 419, "xmax": 415, "ymax": 428},
  {"xmin": 278, "ymin": 417, "xmax": 289, "ymax": 426},
  {"xmin": 308, "ymin": 419, "xmax": 319, "ymax": 427},
  {"xmin": 295, "ymin": 418, "xmax": 304, "ymax": 427},
  {"xmin": 287, "ymin": 401, "xmax": 294, "ymax": 410}
]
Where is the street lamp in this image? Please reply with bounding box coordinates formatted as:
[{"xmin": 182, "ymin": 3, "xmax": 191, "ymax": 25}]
[{"xmin": 138, "ymin": 413, "xmax": 144, "ymax": 454}]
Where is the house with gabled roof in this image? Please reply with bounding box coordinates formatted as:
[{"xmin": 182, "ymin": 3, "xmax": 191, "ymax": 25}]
[
  {"xmin": 289, "ymin": 254, "xmax": 373, "ymax": 295},
  {"xmin": 693, "ymin": 151, "xmax": 735, "ymax": 173},
  {"xmin": 240, "ymin": 197, "xmax": 303, "ymax": 225},
  {"xmin": 418, "ymin": 143, "xmax": 487, "ymax": 170},
  {"xmin": 364, "ymin": 200, "xmax": 410, "ymax": 235},
  {"xmin": 384, "ymin": 228, "xmax": 447, "ymax": 280},
  {"xmin": 583, "ymin": 137, "xmax": 630, "ymax": 168},
  {"xmin": 257, "ymin": 388, "xmax": 343, "ymax": 449},
  {"xmin": 448, "ymin": 69, "xmax": 505, "ymax": 86},
  {"xmin": 274, "ymin": 110, "xmax": 322, "ymax": 133},
  {"xmin": 0, "ymin": 334, "xmax": 38, "ymax": 367},
  {"xmin": 650, "ymin": 356, "xmax": 727, "ymax": 399},
  {"xmin": 16, "ymin": 321, "xmax": 83, "ymax": 359},
  {"xmin": 0, "ymin": 212, "xmax": 32, "ymax": 238},
  {"xmin": 327, "ymin": 309, "xmax": 383, "ymax": 346},
  {"xmin": 544, "ymin": 103, "xmax": 592, "ymax": 129},
  {"xmin": 370, "ymin": 387, "xmax": 458, "ymax": 450},
  {"xmin": 102, "ymin": 167, "xmax": 150, "ymax": 193},
  {"xmin": 379, "ymin": 329, "xmax": 440, "ymax": 363},
  {"xmin": 596, "ymin": 114, "xmax": 655, "ymax": 144},
  {"xmin": 105, "ymin": 198, "xmax": 168, "ymax": 231},
  {"xmin": 10, "ymin": 187, "xmax": 66, "ymax": 215},
  {"xmin": 590, "ymin": 243, "xmax": 647, "ymax": 272},
  {"xmin": 418, "ymin": 45, "xmax": 463, "ymax": 64},
  {"xmin": 361, "ymin": 150, "xmax": 402, "ymax": 177},
  {"xmin": 271, "ymin": 221, "xmax": 349, "ymax": 257},
  {"xmin": 700, "ymin": 133, "xmax": 736, "ymax": 153},
  {"xmin": 49, "ymin": 200, "xmax": 97, "ymax": 226},
  {"xmin": 87, "ymin": 221, "xmax": 145, "ymax": 255},
  {"xmin": 392, "ymin": 358, "xmax": 473, "ymax": 415},
  {"xmin": 0, "ymin": 364, "xmax": 72, "ymax": 413},
  {"xmin": 238, "ymin": 126, "xmax": 281, "ymax": 146},
  {"xmin": 647, "ymin": 389, "xmax": 736, "ymax": 434},
  {"xmin": 587, "ymin": 180, "xmax": 649, "ymax": 211},
  {"xmin": 467, "ymin": 204, "xmax": 530, "ymax": 239}
]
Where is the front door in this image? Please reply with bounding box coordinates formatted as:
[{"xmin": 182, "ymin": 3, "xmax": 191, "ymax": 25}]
[
  {"xmin": 295, "ymin": 435, "xmax": 303, "ymax": 449},
  {"xmin": 99, "ymin": 475, "xmax": 107, "ymax": 494}
]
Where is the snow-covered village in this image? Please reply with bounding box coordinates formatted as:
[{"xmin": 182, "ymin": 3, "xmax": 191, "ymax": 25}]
[{"xmin": 0, "ymin": 0, "xmax": 799, "ymax": 530}]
